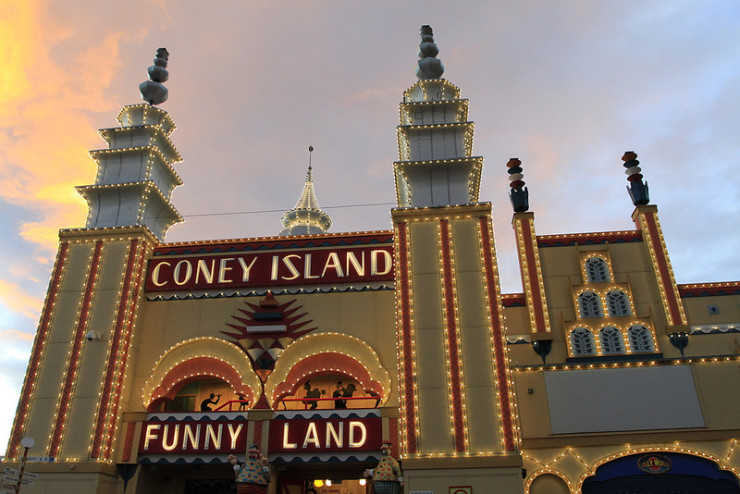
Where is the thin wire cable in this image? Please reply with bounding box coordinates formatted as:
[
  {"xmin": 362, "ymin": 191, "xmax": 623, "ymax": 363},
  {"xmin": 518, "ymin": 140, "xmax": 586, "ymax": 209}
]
[{"xmin": 181, "ymin": 201, "xmax": 396, "ymax": 218}]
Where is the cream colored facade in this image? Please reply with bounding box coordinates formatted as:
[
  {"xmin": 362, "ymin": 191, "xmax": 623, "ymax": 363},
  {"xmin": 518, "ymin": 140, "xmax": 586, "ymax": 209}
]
[{"xmin": 3, "ymin": 28, "xmax": 740, "ymax": 494}]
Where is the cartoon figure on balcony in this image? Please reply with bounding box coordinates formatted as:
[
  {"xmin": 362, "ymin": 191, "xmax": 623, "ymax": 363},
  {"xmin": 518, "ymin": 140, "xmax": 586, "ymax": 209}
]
[
  {"xmin": 333, "ymin": 381, "xmax": 346, "ymax": 409},
  {"xmin": 200, "ymin": 393, "xmax": 221, "ymax": 411},
  {"xmin": 343, "ymin": 382, "xmax": 357, "ymax": 405},
  {"xmin": 228, "ymin": 444, "xmax": 271, "ymax": 494},
  {"xmin": 364, "ymin": 439, "xmax": 403, "ymax": 494},
  {"xmin": 236, "ymin": 392, "xmax": 248, "ymax": 411},
  {"xmin": 302, "ymin": 381, "xmax": 325, "ymax": 410}
]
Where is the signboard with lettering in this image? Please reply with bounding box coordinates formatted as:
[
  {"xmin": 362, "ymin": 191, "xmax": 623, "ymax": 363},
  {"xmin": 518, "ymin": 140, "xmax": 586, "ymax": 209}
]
[
  {"xmin": 637, "ymin": 454, "xmax": 672, "ymax": 474},
  {"xmin": 268, "ymin": 417, "xmax": 382, "ymax": 453},
  {"xmin": 146, "ymin": 246, "xmax": 393, "ymax": 292},
  {"xmin": 139, "ymin": 419, "xmax": 247, "ymax": 455}
]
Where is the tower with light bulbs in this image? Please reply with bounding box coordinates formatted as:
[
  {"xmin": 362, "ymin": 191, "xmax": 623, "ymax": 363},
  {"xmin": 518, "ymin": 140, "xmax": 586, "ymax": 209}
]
[
  {"xmin": 6, "ymin": 48, "xmax": 181, "ymax": 471},
  {"xmin": 391, "ymin": 25, "xmax": 523, "ymax": 492},
  {"xmin": 3, "ymin": 28, "xmax": 739, "ymax": 494}
]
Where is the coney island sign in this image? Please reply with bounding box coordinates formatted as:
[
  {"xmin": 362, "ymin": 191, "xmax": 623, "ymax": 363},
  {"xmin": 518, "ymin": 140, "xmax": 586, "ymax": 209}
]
[{"xmin": 146, "ymin": 245, "xmax": 394, "ymax": 292}]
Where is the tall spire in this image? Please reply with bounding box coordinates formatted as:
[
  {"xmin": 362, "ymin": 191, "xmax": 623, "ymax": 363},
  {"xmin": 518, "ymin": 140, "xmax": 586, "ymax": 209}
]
[
  {"xmin": 507, "ymin": 157, "xmax": 529, "ymax": 212},
  {"xmin": 139, "ymin": 47, "xmax": 169, "ymax": 105},
  {"xmin": 394, "ymin": 26, "xmax": 481, "ymax": 208},
  {"xmin": 278, "ymin": 146, "xmax": 332, "ymax": 236},
  {"xmin": 415, "ymin": 25, "xmax": 444, "ymax": 80},
  {"xmin": 623, "ymin": 151, "xmax": 649, "ymax": 205},
  {"xmin": 76, "ymin": 48, "xmax": 182, "ymax": 240}
]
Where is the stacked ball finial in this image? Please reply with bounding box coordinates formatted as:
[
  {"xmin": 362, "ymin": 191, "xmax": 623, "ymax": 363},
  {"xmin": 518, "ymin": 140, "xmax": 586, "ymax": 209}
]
[
  {"xmin": 415, "ymin": 25, "xmax": 445, "ymax": 80},
  {"xmin": 507, "ymin": 158, "xmax": 529, "ymax": 213},
  {"xmin": 139, "ymin": 48, "xmax": 169, "ymax": 106},
  {"xmin": 622, "ymin": 151, "xmax": 649, "ymax": 205}
]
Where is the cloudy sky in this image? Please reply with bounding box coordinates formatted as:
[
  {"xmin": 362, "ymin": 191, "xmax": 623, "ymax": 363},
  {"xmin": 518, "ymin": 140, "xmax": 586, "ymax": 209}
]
[{"xmin": 1, "ymin": 1, "xmax": 738, "ymax": 450}]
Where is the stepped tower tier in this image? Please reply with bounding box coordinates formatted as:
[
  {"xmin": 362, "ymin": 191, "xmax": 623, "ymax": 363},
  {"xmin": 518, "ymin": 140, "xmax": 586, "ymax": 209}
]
[
  {"xmin": 392, "ymin": 26, "xmax": 522, "ymax": 494},
  {"xmin": 278, "ymin": 146, "xmax": 332, "ymax": 235},
  {"xmin": 394, "ymin": 27, "xmax": 482, "ymax": 208},
  {"xmin": 77, "ymin": 49, "xmax": 182, "ymax": 241}
]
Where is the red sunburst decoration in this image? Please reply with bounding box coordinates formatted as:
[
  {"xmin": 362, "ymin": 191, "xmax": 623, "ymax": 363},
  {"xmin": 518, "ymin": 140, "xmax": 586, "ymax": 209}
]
[{"xmin": 221, "ymin": 292, "xmax": 316, "ymax": 374}]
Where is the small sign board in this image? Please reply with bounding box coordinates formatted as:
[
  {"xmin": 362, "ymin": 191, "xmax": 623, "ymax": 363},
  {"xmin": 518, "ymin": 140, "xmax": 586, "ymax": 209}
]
[
  {"xmin": 3, "ymin": 468, "xmax": 19, "ymax": 475},
  {"xmin": 0, "ymin": 480, "xmax": 16, "ymax": 491},
  {"xmin": 638, "ymin": 454, "xmax": 672, "ymax": 474},
  {"xmin": 27, "ymin": 456, "xmax": 55, "ymax": 462},
  {"xmin": 1, "ymin": 474, "xmax": 17, "ymax": 483},
  {"xmin": 22, "ymin": 472, "xmax": 39, "ymax": 481}
]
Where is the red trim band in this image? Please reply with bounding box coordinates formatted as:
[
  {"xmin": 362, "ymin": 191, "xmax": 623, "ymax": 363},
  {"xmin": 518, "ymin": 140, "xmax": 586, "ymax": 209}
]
[
  {"xmin": 49, "ymin": 240, "xmax": 104, "ymax": 457},
  {"xmin": 91, "ymin": 239, "xmax": 141, "ymax": 458},
  {"xmin": 479, "ymin": 218, "xmax": 516, "ymax": 452},
  {"xmin": 519, "ymin": 219, "xmax": 548, "ymax": 333},
  {"xmin": 395, "ymin": 222, "xmax": 417, "ymax": 454},
  {"xmin": 439, "ymin": 220, "xmax": 466, "ymax": 453},
  {"xmin": 8, "ymin": 242, "xmax": 69, "ymax": 458}
]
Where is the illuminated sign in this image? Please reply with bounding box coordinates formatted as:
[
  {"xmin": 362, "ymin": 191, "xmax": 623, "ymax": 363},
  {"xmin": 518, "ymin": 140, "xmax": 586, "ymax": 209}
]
[
  {"xmin": 268, "ymin": 417, "xmax": 381, "ymax": 453},
  {"xmin": 146, "ymin": 246, "xmax": 393, "ymax": 292},
  {"xmin": 138, "ymin": 420, "xmax": 247, "ymax": 454},
  {"xmin": 638, "ymin": 454, "xmax": 672, "ymax": 474}
]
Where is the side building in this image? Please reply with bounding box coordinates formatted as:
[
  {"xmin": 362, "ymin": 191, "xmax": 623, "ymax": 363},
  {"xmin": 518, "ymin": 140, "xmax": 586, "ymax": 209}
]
[{"xmin": 3, "ymin": 29, "xmax": 739, "ymax": 494}]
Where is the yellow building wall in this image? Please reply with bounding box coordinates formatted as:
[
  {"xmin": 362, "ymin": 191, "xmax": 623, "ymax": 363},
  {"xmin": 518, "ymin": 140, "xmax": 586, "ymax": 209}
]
[{"xmin": 130, "ymin": 289, "xmax": 397, "ymax": 412}]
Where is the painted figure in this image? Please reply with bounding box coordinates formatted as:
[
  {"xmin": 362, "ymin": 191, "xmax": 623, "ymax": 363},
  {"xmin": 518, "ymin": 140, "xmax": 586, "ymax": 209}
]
[
  {"xmin": 200, "ymin": 392, "xmax": 221, "ymax": 411},
  {"xmin": 228, "ymin": 444, "xmax": 271, "ymax": 494},
  {"xmin": 343, "ymin": 383, "xmax": 357, "ymax": 406},
  {"xmin": 236, "ymin": 392, "xmax": 248, "ymax": 411},
  {"xmin": 364, "ymin": 440, "xmax": 403, "ymax": 494},
  {"xmin": 302, "ymin": 381, "xmax": 325, "ymax": 410},
  {"xmin": 333, "ymin": 381, "xmax": 346, "ymax": 409}
]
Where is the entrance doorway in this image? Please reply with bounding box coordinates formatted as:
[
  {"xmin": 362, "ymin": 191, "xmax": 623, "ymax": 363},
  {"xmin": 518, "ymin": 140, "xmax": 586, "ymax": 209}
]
[
  {"xmin": 281, "ymin": 478, "xmax": 369, "ymax": 494},
  {"xmin": 184, "ymin": 478, "xmax": 236, "ymax": 494},
  {"xmin": 276, "ymin": 462, "xmax": 374, "ymax": 494},
  {"xmin": 581, "ymin": 453, "xmax": 740, "ymax": 494}
]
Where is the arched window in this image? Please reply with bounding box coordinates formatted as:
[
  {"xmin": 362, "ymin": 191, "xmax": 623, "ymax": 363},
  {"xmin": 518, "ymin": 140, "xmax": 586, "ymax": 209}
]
[
  {"xmin": 628, "ymin": 325, "xmax": 655, "ymax": 352},
  {"xmin": 585, "ymin": 257, "xmax": 610, "ymax": 282},
  {"xmin": 578, "ymin": 291, "xmax": 604, "ymax": 318},
  {"xmin": 571, "ymin": 328, "xmax": 596, "ymax": 356},
  {"xmin": 599, "ymin": 326, "xmax": 625, "ymax": 354},
  {"xmin": 606, "ymin": 290, "xmax": 632, "ymax": 316}
]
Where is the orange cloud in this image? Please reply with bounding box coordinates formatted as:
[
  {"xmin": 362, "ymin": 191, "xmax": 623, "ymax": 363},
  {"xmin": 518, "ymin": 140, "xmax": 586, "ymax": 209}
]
[
  {"xmin": 0, "ymin": 3, "xmax": 130, "ymax": 253},
  {"xmin": 0, "ymin": 280, "xmax": 43, "ymax": 321},
  {"xmin": 0, "ymin": 329, "xmax": 34, "ymax": 343}
]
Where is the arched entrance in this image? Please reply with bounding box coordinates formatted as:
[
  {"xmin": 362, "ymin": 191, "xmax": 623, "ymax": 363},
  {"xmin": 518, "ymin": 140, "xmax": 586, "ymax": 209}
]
[{"xmin": 582, "ymin": 452, "xmax": 740, "ymax": 494}]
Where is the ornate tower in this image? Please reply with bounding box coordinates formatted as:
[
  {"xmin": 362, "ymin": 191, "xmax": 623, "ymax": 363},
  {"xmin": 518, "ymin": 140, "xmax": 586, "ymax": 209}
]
[
  {"xmin": 507, "ymin": 159, "xmax": 553, "ymax": 363},
  {"xmin": 6, "ymin": 49, "xmax": 181, "ymax": 468},
  {"xmin": 278, "ymin": 146, "xmax": 332, "ymax": 236},
  {"xmin": 392, "ymin": 26, "xmax": 523, "ymax": 493},
  {"xmin": 78, "ymin": 47, "xmax": 182, "ymax": 240},
  {"xmin": 624, "ymin": 152, "xmax": 691, "ymax": 351}
]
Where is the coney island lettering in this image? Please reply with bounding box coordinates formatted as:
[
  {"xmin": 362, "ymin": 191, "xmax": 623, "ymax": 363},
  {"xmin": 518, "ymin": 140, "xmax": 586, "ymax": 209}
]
[
  {"xmin": 139, "ymin": 420, "xmax": 247, "ymax": 454},
  {"xmin": 146, "ymin": 246, "xmax": 393, "ymax": 292},
  {"xmin": 268, "ymin": 417, "xmax": 382, "ymax": 453}
]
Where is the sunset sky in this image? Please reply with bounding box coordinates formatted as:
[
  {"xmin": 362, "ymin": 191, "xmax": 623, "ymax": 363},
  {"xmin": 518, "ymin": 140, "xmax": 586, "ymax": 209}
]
[{"xmin": 1, "ymin": 1, "xmax": 738, "ymax": 450}]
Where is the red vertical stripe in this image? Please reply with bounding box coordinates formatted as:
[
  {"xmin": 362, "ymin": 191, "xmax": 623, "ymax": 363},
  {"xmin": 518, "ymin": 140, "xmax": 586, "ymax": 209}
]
[
  {"xmin": 439, "ymin": 220, "xmax": 467, "ymax": 453},
  {"xmin": 389, "ymin": 417, "xmax": 399, "ymax": 457},
  {"xmin": 101, "ymin": 241, "xmax": 148, "ymax": 458},
  {"xmin": 519, "ymin": 219, "xmax": 548, "ymax": 333},
  {"xmin": 643, "ymin": 213, "xmax": 683, "ymax": 324},
  {"xmin": 49, "ymin": 240, "xmax": 104, "ymax": 457},
  {"xmin": 121, "ymin": 421, "xmax": 137, "ymax": 462},
  {"xmin": 395, "ymin": 222, "xmax": 418, "ymax": 454},
  {"xmin": 8, "ymin": 242, "xmax": 69, "ymax": 458},
  {"xmin": 91, "ymin": 239, "xmax": 140, "ymax": 458},
  {"xmin": 479, "ymin": 218, "xmax": 516, "ymax": 452},
  {"xmin": 253, "ymin": 420, "xmax": 263, "ymax": 449}
]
